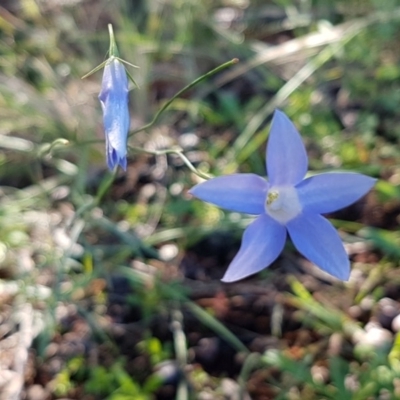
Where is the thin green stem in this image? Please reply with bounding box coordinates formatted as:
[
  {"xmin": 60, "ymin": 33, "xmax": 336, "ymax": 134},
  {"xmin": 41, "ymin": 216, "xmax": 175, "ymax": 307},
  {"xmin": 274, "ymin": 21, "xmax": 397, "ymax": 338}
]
[
  {"xmin": 238, "ymin": 353, "xmax": 262, "ymax": 399},
  {"xmin": 186, "ymin": 302, "xmax": 249, "ymax": 354},
  {"xmin": 129, "ymin": 145, "xmax": 211, "ymax": 180},
  {"xmin": 171, "ymin": 308, "xmax": 189, "ymax": 400},
  {"xmin": 128, "ymin": 58, "xmax": 239, "ymax": 137}
]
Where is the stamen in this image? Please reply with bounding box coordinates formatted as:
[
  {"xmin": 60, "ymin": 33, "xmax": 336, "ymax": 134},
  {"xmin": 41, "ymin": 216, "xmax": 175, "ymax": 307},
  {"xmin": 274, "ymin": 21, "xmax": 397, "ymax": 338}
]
[
  {"xmin": 266, "ymin": 191, "xmax": 279, "ymax": 205},
  {"xmin": 265, "ymin": 186, "xmax": 302, "ymax": 224}
]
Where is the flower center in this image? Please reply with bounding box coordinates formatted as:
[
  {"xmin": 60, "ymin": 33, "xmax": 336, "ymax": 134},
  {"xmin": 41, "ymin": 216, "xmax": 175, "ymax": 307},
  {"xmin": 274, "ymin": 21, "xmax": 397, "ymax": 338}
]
[{"xmin": 265, "ymin": 186, "xmax": 302, "ymax": 224}]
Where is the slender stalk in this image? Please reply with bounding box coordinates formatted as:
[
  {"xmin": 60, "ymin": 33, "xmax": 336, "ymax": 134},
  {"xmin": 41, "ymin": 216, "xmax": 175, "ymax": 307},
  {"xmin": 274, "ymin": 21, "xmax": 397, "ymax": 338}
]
[
  {"xmin": 128, "ymin": 58, "xmax": 239, "ymax": 137},
  {"xmin": 171, "ymin": 308, "xmax": 189, "ymax": 400},
  {"xmin": 129, "ymin": 145, "xmax": 211, "ymax": 180}
]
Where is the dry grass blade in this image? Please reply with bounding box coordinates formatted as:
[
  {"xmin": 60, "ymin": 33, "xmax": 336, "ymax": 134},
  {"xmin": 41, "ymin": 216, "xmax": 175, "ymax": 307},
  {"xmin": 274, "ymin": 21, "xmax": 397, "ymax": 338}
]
[{"xmin": 215, "ymin": 8, "xmax": 400, "ymax": 87}]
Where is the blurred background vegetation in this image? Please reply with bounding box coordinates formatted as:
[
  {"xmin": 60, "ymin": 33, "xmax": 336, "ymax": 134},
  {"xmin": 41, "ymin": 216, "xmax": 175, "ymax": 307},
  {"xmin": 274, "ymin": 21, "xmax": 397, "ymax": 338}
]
[{"xmin": 1, "ymin": 0, "xmax": 400, "ymax": 399}]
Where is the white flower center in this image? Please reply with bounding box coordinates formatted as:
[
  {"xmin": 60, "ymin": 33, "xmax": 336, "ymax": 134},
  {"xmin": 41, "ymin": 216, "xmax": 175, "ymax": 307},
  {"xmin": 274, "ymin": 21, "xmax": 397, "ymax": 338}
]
[{"xmin": 265, "ymin": 186, "xmax": 302, "ymax": 224}]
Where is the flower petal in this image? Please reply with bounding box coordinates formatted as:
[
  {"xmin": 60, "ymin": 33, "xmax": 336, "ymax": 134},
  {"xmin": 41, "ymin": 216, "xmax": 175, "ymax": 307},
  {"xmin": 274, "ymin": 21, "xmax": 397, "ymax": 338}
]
[
  {"xmin": 286, "ymin": 213, "xmax": 350, "ymax": 280},
  {"xmin": 267, "ymin": 110, "xmax": 308, "ymax": 186},
  {"xmin": 222, "ymin": 214, "xmax": 286, "ymax": 282},
  {"xmin": 296, "ymin": 173, "xmax": 376, "ymax": 214},
  {"xmin": 189, "ymin": 174, "xmax": 268, "ymax": 215},
  {"xmin": 99, "ymin": 58, "xmax": 130, "ymax": 170}
]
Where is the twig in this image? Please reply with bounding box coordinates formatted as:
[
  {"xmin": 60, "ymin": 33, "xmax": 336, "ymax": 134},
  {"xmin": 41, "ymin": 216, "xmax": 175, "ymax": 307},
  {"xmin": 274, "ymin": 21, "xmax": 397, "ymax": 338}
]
[{"xmin": 129, "ymin": 145, "xmax": 211, "ymax": 180}]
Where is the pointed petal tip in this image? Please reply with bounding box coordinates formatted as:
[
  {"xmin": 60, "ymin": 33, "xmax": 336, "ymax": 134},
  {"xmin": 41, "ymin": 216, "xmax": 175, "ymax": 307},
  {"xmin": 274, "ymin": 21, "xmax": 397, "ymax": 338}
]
[
  {"xmin": 341, "ymin": 271, "xmax": 351, "ymax": 282},
  {"xmin": 272, "ymin": 109, "xmax": 285, "ymax": 118},
  {"xmin": 287, "ymin": 213, "xmax": 351, "ymax": 281},
  {"xmin": 326, "ymin": 260, "xmax": 350, "ymax": 281},
  {"xmin": 106, "ymin": 151, "xmax": 127, "ymax": 171},
  {"xmin": 355, "ymin": 174, "xmax": 378, "ymax": 189},
  {"xmin": 188, "ymin": 184, "xmax": 205, "ymax": 199},
  {"xmin": 220, "ymin": 215, "xmax": 286, "ymax": 283},
  {"xmin": 120, "ymin": 156, "xmax": 127, "ymax": 170},
  {"xmin": 188, "ymin": 184, "xmax": 199, "ymax": 196},
  {"xmin": 267, "ymin": 109, "xmax": 308, "ymax": 186},
  {"xmin": 221, "ymin": 269, "xmax": 251, "ymax": 283}
]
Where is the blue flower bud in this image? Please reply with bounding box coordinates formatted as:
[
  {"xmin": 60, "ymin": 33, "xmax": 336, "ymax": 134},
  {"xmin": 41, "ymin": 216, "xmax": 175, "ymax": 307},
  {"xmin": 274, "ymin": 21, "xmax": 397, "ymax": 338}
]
[{"xmin": 98, "ymin": 57, "xmax": 129, "ymax": 170}]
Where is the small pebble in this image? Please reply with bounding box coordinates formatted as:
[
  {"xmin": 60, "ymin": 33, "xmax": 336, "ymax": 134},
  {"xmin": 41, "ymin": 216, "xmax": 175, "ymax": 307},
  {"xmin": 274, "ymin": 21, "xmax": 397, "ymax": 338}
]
[
  {"xmin": 345, "ymin": 374, "xmax": 360, "ymax": 392},
  {"xmin": 221, "ymin": 378, "xmax": 251, "ymax": 400},
  {"xmin": 359, "ymin": 296, "xmax": 375, "ymax": 312},
  {"xmin": 198, "ymin": 391, "xmax": 215, "ymax": 400},
  {"xmin": 178, "ymin": 132, "xmax": 199, "ymax": 149},
  {"xmin": 159, "ymin": 243, "xmax": 179, "ymax": 261},
  {"xmin": 392, "ymin": 314, "xmax": 400, "ymax": 332},
  {"xmin": 195, "ymin": 337, "xmax": 219, "ymax": 363},
  {"xmin": 25, "ymin": 384, "xmax": 51, "ymax": 400},
  {"xmin": 378, "ymin": 297, "xmax": 400, "ymax": 330},
  {"xmin": 311, "ymin": 365, "xmax": 329, "ymax": 384},
  {"xmin": 154, "ymin": 360, "xmax": 180, "ymax": 385},
  {"xmin": 355, "ymin": 322, "xmax": 393, "ymax": 348}
]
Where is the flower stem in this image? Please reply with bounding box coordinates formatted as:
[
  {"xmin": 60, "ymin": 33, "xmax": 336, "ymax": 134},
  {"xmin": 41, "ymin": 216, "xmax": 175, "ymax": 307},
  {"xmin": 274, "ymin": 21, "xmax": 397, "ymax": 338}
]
[
  {"xmin": 129, "ymin": 145, "xmax": 211, "ymax": 180},
  {"xmin": 129, "ymin": 58, "xmax": 239, "ymax": 137}
]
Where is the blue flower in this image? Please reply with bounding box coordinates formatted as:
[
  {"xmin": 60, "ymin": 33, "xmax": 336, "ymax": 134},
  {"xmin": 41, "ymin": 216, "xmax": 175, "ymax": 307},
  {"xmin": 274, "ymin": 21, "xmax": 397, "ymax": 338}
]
[
  {"xmin": 190, "ymin": 110, "xmax": 376, "ymax": 282},
  {"xmin": 98, "ymin": 57, "xmax": 129, "ymax": 170}
]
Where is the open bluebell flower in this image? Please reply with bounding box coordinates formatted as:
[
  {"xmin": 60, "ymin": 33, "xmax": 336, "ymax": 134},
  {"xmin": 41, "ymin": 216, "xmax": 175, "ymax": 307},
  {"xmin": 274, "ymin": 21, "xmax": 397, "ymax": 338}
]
[
  {"xmin": 190, "ymin": 110, "xmax": 376, "ymax": 282},
  {"xmin": 98, "ymin": 57, "xmax": 129, "ymax": 170}
]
